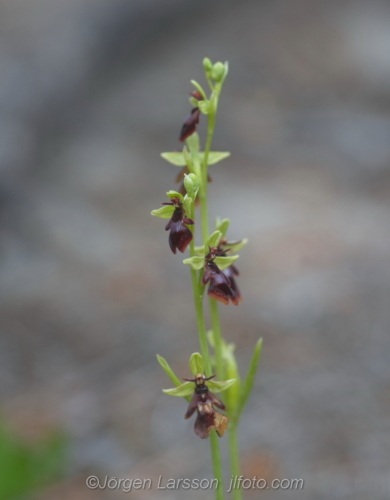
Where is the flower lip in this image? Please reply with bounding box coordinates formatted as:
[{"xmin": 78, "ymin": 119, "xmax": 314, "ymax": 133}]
[
  {"xmin": 163, "ymin": 198, "xmax": 194, "ymax": 254},
  {"xmin": 184, "ymin": 373, "xmax": 229, "ymax": 439}
]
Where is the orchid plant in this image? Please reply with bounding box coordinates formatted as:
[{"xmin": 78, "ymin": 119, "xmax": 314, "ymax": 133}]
[{"xmin": 152, "ymin": 58, "xmax": 263, "ymax": 500}]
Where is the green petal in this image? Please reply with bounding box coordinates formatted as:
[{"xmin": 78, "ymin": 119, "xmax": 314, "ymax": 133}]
[
  {"xmin": 160, "ymin": 152, "xmax": 186, "ymax": 166},
  {"xmin": 189, "ymin": 353, "xmax": 204, "ymax": 376},
  {"xmin": 151, "ymin": 205, "xmax": 175, "ymax": 219},
  {"xmin": 163, "ymin": 381, "xmax": 194, "ymax": 397},
  {"xmin": 223, "ymin": 238, "xmax": 249, "ymax": 253},
  {"xmin": 213, "ymin": 255, "xmax": 239, "ymax": 270},
  {"xmin": 207, "ymin": 379, "xmax": 236, "ymax": 393}
]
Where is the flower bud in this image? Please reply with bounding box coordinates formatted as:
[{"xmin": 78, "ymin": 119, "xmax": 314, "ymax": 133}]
[
  {"xmin": 211, "ymin": 62, "xmax": 225, "ymax": 82},
  {"xmin": 203, "ymin": 57, "xmax": 212, "ymax": 72},
  {"xmin": 183, "ymin": 173, "xmax": 200, "ymax": 198}
]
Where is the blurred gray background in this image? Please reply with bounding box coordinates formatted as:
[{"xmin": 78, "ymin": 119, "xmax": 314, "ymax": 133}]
[{"xmin": 0, "ymin": 0, "xmax": 389, "ymax": 499}]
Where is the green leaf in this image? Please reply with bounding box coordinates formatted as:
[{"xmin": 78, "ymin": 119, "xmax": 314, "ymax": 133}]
[
  {"xmin": 215, "ymin": 218, "xmax": 230, "ymax": 238},
  {"xmin": 189, "ymin": 353, "xmax": 204, "ymax": 375},
  {"xmin": 214, "ymin": 255, "xmax": 239, "ymax": 270},
  {"xmin": 183, "ymin": 256, "xmax": 205, "ymax": 270},
  {"xmin": 163, "ymin": 381, "xmax": 194, "ymax": 397},
  {"xmin": 166, "ymin": 190, "xmax": 183, "ymax": 201},
  {"xmin": 206, "ymin": 152, "xmax": 230, "ymax": 165},
  {"xmin": 198, "ymin": 100, "xmax": 210, "ymax": 115},
  {"xmin": 221, "ymin": 238, "xmax": 249, "ymax": 254},
  {"xmin": 160, "ymin": 152, "xmax": 186, "ymax": 166},
  {"xmin": 207, "ymin": 230, "xmax": 222, "ymax": 248},
  {"xmin": 190, "ymin": 80, "xmax": 207, "ymax": 100},
  {"xmin": 237, "ymin": 338, "xmax": 263, "ymax": 418},
  {"xmin": 207, "ymin": 379, "xmax": 236, "ymax": 393},
  {"xmin": 151, "ymin": 205, "xmax": 175, "ymax": 219}
]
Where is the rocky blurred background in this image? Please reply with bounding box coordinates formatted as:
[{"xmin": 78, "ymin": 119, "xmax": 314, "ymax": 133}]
[{"xmin": 0, "ymin": 0, "xmax": 389, "ymax": 499}]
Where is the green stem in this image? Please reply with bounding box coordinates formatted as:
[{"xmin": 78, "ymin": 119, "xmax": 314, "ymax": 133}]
[
  {"xmin": 200, "ymin": 90, "xmax": 225, "ymax": 383},
  {"xmin": 228, "ymin": 422, "xmax": 242, "ymax": 500},
  {"xmin": 210, "ymin": 297, "xmax": 224, "ymax": 380},
  {"xmin": 189, "ymin": 205, "xmax": 224, "ymax": 500}
]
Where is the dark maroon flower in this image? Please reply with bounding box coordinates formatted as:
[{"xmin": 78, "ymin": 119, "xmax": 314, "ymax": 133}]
[
  {"xmin": 163, "ymin": 197, "xmax": 194, "ymax": 254},
  {"xmin": 184, "ymin": 374, "xmax": 228, "ymax": 439},
  {"xmin": 179, "ymin": 108, "xmax": 201, "ymax": 142},
  {"xmin": 202, "ymin": 247, "xmax": 240, "ymax": 306},
  {"xmin": 217, "ymin": 238, "xmax": 242, "ymax": 304}
]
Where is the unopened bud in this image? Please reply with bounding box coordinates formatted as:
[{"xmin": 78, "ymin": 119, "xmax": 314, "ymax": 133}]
[{"xmin": 211, "ymin": 62, "xmax": 225, "ymax": 82}]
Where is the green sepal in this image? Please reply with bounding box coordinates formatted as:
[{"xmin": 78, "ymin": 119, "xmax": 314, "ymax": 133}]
[
  {"xmin": 183, "ymin": 256, "xmax": 205, "ymax": 270},
  {"xmin": 215, "ymin": 218, "xmax": 230, "ymax": 238},
  {"xmin": 184, "ymin": 173, "xmax": 200, "ymax": 198},
  {"xmin": 198, "ymin": 100, "xmax": 210, "ymax": 115},
  {"xmin": 189, "ymin": 352, "xmax": 204, "ymax": 376},
  {"xmin": 160, "ymin": 151, "xmax": 229, "ymax": 168},
  {"xmin": 156, "ymin": 354, "xmax": 182, "ymax": 387},
  {"xmin": 182, "ymin": 194, "xmax": 193, "ymax": 215},
  {"xmin": 222, "ymin": 238, "xmax": 249, "ymax": 254},
  {"xmin": 151, "ymin": 205, "xmax": 175, "ymax": 219},
  {"xmin": 163, "ymin": 381, "xmax": 194, "ymax": 397},
  {"xmin": 236, "ymin": 338, "xmax": 263, "ymax": 418},
  {"xmin": 157, "ymin": 355, "xmax": 191, "ymax": 402},
  {"xmin": 207, "ymin": 230, "xmax": 222, "ymax": 248},
  {"xmin": 186, "ymin": 132, "xmax": 200, "ymax": 154},
  {"xmin": 214, "ymin": 255, "xmax": 239, "ymax": 270},
  {"xmin": 194, "ymin": 245, "xmax": 205, "ymax": 256},
  {"xmin": 161, "ymin": 152, "xmax": 186, "ymax": 166},
  {"xmin": 190, "ymin": 97, "xmax": 200, "ymax": 107},
  {"xmin": 207, "ymin": 379, "xmax": 236, "ymax": 393},
  {"xmin": 207, "ymin": 152, "xmax": 230, "ymax": 165},
  {"xmin": 166, "ymin": 190, "xmax": 183, "ymax": 201},
  {"xmin": 190, "ymin": 80, "xmax": 207, "ymax": 100}
]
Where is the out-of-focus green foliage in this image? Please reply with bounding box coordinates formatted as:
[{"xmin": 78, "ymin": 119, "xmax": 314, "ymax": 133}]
[{"xmin": 0, "ymin": 419, "xmax": 66, "ymax": 500}]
